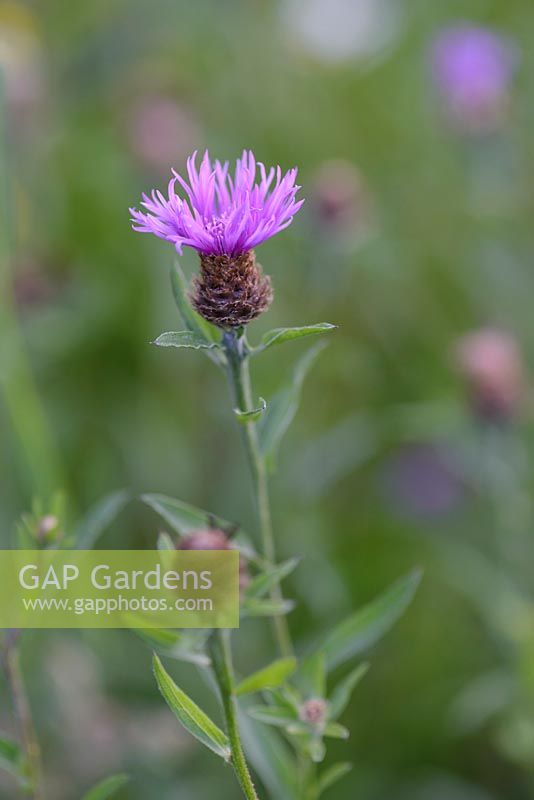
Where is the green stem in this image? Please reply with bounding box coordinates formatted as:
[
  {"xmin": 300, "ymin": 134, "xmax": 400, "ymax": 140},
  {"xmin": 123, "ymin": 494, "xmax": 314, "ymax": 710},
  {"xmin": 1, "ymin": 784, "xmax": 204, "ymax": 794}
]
[
  {"xmin": 223, "ymin": 331, "xmax": 293, "ymax": 657},
  {"xmin": 210, "ymin": 631, "xmax": 260, "ymax": 800},
  {"xmin": 3, "ymin": 639, "xmax": 44, "ymax": 799}
]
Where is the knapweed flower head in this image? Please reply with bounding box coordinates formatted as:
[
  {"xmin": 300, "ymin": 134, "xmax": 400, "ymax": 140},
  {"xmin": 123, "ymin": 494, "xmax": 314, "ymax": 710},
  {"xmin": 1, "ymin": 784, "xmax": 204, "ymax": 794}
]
[
  {"xmin": 131, "ymin": 150, "xmax": 303, "ymax": 257},
  {"xmin": 131, "ymin": 150, "xmax": 304, "ymax": 328},
  {"xmin": 454, "ymin": 328, "xmax": 525, "ymax": 422},
  {"xmin": 431, "ymin": 25, "xmax": 520, "ymax": 134}
]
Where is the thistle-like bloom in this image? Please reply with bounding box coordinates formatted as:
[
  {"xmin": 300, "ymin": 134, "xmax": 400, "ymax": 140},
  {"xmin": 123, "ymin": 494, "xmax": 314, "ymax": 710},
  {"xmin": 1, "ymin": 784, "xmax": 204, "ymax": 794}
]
[
  {"xmin": 431, "ymin": 25, "xmax": 520, "ymax": 134},
  {"xmin": 131, "ymin": 150, "xmax": 304, "ymax": 327},
  {"xmin": 131, "ymin": 150, "xmax": 303, "ymax": 257}
]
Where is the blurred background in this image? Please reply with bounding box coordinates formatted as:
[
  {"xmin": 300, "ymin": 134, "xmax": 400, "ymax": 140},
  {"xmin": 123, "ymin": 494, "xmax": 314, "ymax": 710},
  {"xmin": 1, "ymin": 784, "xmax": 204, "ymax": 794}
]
[{"xmin": 2, "ymin": 0, "xmax": 534, "ymax": 797}]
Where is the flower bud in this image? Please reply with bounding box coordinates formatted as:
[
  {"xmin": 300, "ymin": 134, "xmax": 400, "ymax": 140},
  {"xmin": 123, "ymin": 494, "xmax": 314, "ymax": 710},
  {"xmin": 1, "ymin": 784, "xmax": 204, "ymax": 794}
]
[
  {"xmin": 454, "ymin": 328, "xmax": 525, "ymax": 422},
  {"xmin": 299, "ymin": 697, "xmax": 328, "ymax": 727},
  {"xmin": 35, "ymin": 514, "xmax": 61, "ymax": 545},
  {"xmin": 178, "ymin": 528, "xmax": 231, "ymax": 551},
  {"xmin": 178, "ymin": 528, "xmax": 250, "ymax": 591}
]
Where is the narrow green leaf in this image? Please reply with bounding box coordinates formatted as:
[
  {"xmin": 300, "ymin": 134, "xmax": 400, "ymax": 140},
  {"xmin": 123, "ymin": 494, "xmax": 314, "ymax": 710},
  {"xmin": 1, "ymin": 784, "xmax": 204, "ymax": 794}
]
[
  {"xmin": 295, "ymin": 651, "xmax": 326, "ymax": 699},
  {"xmin": 248, "ymin": 706, "xmax": 299, "ymax": 728},
  {"xmin": 153, "ymin": 655, "xmax": 231, "ymax": 759},
  {"xmin": 237, "ymin": 658, "xmax": 297, "ymax": 696},
  {"xmin": 324, "ymin": 722, "xmax": 349, "ymax": 739},
  {"xmin": 239, "ymin": 712, "xmax": 299, "ymax": 800},
  {"xmin": 328, "ymin": 663, "xmax": 369, "ymax": 720},
  {"xmin": 142, "ymin": 493, "xmax": 257, "ymax": 560},
  {"xmin": 133, "ymin": 628, "xmax": 211, "ymax": 667},
  {"xmin": 259, "ymin": 323, "xmax": 337, "ymax": 351},
  {"xmin": 242, "ymin": 598, "xmax": 295, "ymax": 618},
  {"xmin": 267, "ymin": 687, "xmax": 301, "ymax": 716},
  {"xmin": 317, "ymin": 762, "xmax": 353, "ymax": 795},
  {"xmin": 315, "ymin": 569, "xmax": 422, "ymax": 670},
  {"xmin": 152, "ymin": 331, "xmax": 219, "ymax": 350},
  {"xmin": 81, "ymin": 774, "xmax": 129, "ymax": 800},
  {"xmin": 141, "ymin": 494, "xmax": 224, "ymax": 536},
  {"xmin": 170, "ymin": 260, "xmax": 221, "ymax": 344},
  {"xmin": 258, "ymin": 342, "xmax": 326, "ymax": 465},
  {"xmin": 245, "ymin": 557, "xmax": 300, "ymax": 600},
  {"xmin": 157, "ymin": 531, "xmax": 175, "ymax": 551},
  {"xmin": 0, "ymin": 734, "xmax": 22, "ymax": 778},
  {"xmin": 234, "ymin": 397, "xmax": 267, "ymax": 424},
  {"xmin": 75, "ymin": 490, "xmax": 130, "ymax": 550}
]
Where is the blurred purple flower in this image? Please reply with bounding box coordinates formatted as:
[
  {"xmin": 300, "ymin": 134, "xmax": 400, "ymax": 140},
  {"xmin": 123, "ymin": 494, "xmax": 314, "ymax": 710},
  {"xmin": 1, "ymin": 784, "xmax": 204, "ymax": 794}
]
[
  {"xmin": 130, "ymin": 150, "xmax": 304, "ymax": 257},
  {"xmin": 382, "ymin": 444, "xmax": 464, "ymax": 520},
  {"xmin": 431, "ymin": 25, "xmax": 520, "ymax": 133},
  {"xmin": 454, "ymin": 328, "xmax": 525, "ymax": 422}
]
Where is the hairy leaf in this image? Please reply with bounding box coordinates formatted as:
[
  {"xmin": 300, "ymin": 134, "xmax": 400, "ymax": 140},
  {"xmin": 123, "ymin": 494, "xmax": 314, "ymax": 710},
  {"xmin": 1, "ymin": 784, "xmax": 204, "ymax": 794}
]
[
  {"xmin": 259, "ymin": 323, "xmax": 336, "ymax": 352},
  {"xmin": 153, "ymin": 655, "xmax": 230, "ymax": 759},
  {"xmin": 152, "ymin": 331, "xmax": 219, "ymax": 350}
]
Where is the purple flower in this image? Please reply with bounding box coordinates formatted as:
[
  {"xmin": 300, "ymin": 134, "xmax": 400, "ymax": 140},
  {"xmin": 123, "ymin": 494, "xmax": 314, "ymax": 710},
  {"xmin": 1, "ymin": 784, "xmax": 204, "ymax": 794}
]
[
  {"xmin": 130, "ymin": 150, "xmax": 304, "ymax": 257},
  {"xmin": 431, "ymin": 25, "xmax": 520, "ymax": 132}
]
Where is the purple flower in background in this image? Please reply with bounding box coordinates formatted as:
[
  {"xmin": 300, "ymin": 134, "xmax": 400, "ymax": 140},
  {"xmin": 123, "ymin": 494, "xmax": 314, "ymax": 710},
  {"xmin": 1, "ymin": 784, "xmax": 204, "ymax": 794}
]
[
  {"xmin": 130, "ymin": 150, "xmax": 304, "ymax": 257},
  {"xmin": 431, "ymin": 25, "xmax": 520, "ymax": 133}
]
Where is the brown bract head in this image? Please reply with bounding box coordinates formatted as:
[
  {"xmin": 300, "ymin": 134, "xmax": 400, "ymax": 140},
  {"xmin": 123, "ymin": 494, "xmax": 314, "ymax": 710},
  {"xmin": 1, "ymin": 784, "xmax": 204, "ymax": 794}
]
[{"xmin": 191, "ymin": 250, "xmax": 273, "ymax": 329}]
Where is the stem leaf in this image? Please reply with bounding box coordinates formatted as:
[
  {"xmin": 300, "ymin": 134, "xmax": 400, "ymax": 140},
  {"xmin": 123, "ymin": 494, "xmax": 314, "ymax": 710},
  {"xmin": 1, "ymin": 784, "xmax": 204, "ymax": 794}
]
[
  {"xmin": 74, "ymin": 490, "xmax": 130, "ymax": 550},
  {"xmin": 317, "ymin": 762, "xmax": 353, "ymax": 795},
  {"xmin": 234, "ymin": 397, "xmax": 267, "ymax": 424},
  {"xmin": 245, "ymin": 557, "xmax": 300, "ymax": 600},
  {"xmin": 141, "ymin": 493, "xmax": 226, "ymax": 537},
  {"xmin": 328, "ymin": 662, "xmax": 369, "ymax": 720},
  {"xmin": 153, "ymin": 654, "xmax": 231, "ymax": 760},
  {"xmin": 248, "ymin": 706, "xmax": 298, "ymax": 727},
  {"xmin": 259, "ymin": 323, "xmax": 336, "ymax": 352},
  {"xmin": 242, "ymin": 598, "xmax": 295, "ymax": 617},
  {"xmin": 134, "ymin": 628, "xmax": 210, "ymax": 667},
  {"xmin": 152, "ymin": 331, "xmax": 219, "ymax": 350},
  {"xmin": 258, "ymin": 342, "xmax": 326, "ymax": 466},
  {"xmin": 311, "ymin": 569, "xmax": 422, "ymax": 671},
  {"xmin": 81, "ymin": 774, "xmax": 129, "ymax": 800},
  {"xmin": 324, "ymin": 722, "xmax": 349, "ymax": 739},
  {"xmin": 237, "ymin": 658, "xmax": 297, "ymax": 696}
]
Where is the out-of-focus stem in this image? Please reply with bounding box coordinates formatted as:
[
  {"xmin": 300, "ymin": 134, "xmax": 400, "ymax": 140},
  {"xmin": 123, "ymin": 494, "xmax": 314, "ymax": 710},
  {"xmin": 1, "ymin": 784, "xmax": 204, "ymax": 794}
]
[
  {"xmin": 223, "ymin": 330, "xmax": 293, "ymax": 658},
  {"xmin": 3, "ymin": 640, "xmax": 44, "ymax": 799},
  {"xmin": 210, "ymin": 631, "xmax": 260, "ymax": 800}
]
